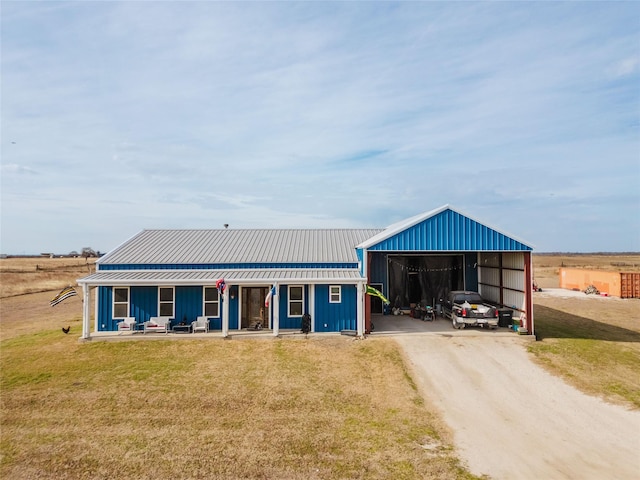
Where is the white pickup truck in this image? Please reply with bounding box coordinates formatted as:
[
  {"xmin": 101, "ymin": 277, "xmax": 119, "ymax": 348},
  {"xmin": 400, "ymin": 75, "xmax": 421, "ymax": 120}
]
[{"xmin": 442, "ymin": 290, "xmax": 499, "ymax": 330}]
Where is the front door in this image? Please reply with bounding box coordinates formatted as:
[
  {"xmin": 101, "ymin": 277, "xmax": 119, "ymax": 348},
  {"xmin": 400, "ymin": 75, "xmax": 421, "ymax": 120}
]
[{"xmin": 242, "ymin": 287, "xmax": 268, "ymax": 329}]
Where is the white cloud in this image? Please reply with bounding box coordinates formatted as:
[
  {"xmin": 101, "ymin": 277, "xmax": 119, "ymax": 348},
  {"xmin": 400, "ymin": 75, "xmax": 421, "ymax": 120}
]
[
  {"xmin": 1, "ymin": 163, "xmax": 38, "ymax": 175},
  {"xmin": 1, "ymin": 1, "xmax": 639, "ymax": 253},
  {"xmin": 610, "ymin": 56, "xmax": 639, "ymax": 78}
]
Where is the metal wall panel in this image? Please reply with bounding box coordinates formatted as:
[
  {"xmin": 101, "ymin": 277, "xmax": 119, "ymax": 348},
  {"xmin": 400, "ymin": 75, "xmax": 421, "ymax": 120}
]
[
  {"xmin": 175, "ymin": 286, "xmax": 203, "ymax": 324},
  {"xmin": 621, "ymin": 273, "xmax": 640, "ymax": 299},
  {"xmin": 479, "ymin": 284, "xmax": 500, "ymax": 304},
  {"xmin": 276, "ymin": 284, "xmax": 307, "ymax": 329},
  {"xmin": 503, "ymin": 269, "xmax": 525, "ymax": 292},
  {"xmin": 368, "ymin": 209, "xmax": 532, "ymax": 252},
  {"xmin": 130, "ymin": 286, "xmax": 158, "ymax": 324},
  {"xmin": 479, "ymin": 266, "xmax": 500, "ymax": 286},
  {"xmin": 502, "ymin": 253, "xmax": 525, "ymax": 269},
  {"xmin": 479, "ymin": 252, "xmax": 499, "ymax": 268},
  {"xmin": 504, "ymin": 290, "xmax": 525, "ymax": 311},
  {"xmin": 97, "ymin": 286, "xmax": 112, "ymax": 331},
  {"xmin": 228, "ymin": 290, "xmax": 239, "ymax": 330},
  {"xmin": 99, "ymin": 285, "xmax": 158, "ymax": 331},
  {"xmin": 369, "ymin": 252, "xmax": 388, "ymax": 285},
  {"xmin": 464, "ymin": 252, "xmax": 478, "ymax": 291},
  {"xmin": 478, "ymin": 252, "xmax": 525, "ymax": 309},
  {"xmin": 314, "ymin": 284, "xmax": 357, "ymax": 332}
]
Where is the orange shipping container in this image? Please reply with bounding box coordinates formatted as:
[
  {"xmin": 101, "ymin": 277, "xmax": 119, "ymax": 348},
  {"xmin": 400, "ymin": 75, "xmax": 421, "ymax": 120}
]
[
  {"xmin": 620, "ymin": 273, "xmax": 640, "ymax": 299},
  {"xmin": 559, "ymin": 268, "xmax": 640, "ymax": 298}
]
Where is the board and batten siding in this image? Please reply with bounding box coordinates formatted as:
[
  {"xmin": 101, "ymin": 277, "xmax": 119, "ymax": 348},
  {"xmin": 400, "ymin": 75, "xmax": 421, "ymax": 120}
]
[
  {"xmin": 276, "ymin": 284, "xmax": 309, "ymax": 329},
  {"xmin": 98, "ymin": 286, "xmax": 160, "ymax": 331},
  {"xmin": 98, "ymin": 285, "xmax": 219, "ymax": 331},
  {"xmin": 314, "ymin": 284, "xmax": 357, "ymax": 332},
  {"xmin": 97, "ymin": 286, "xmax": 113, "ymax": 331},
  {"xmin": 175, "ymin": 286, "xmax": 203, "ymax": 325},
  {"xmin": 130, "ymin": 286, "xmax": 159, "ymax": 325}
]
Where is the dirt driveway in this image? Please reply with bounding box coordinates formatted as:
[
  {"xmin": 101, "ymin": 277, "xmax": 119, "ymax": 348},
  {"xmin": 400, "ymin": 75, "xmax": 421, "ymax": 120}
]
[{"xmin": 374, "ymin": 317, "xmax": 640, "ymax": 479}]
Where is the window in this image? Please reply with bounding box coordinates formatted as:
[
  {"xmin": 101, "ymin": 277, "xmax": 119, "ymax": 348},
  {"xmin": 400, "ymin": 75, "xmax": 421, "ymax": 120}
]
[
  {"xmin": 158, "ymin": 287, "xmax": 174, "ymax": 317},
  {"xmin": 113, "ymin": 287, "xmax": 129, "ymax": 318},
  {"xmin": 203, "ymin": 286, "xmax": 220, "ymax": 317},
  {"xmin": 288, "ymin": 285, "xmax": 304, "ymax": 317},
  {"xmin": 329, "ymin": 285, "xmax": 341, "ymax": 303}
]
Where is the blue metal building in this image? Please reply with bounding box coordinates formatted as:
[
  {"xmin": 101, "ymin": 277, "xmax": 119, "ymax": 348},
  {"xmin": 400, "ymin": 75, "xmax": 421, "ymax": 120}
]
[{"xmin": 77, "ymin": 205, "xmax": 534, "ymax": 338}]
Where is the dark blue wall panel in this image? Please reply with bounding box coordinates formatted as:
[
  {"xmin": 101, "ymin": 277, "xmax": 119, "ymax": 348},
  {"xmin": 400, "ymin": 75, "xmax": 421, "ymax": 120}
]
[
  {"xmin": 314, "ymin": 284, "xmax": 356, "ymax": 332},
  {"xmin": 130, "ymin": 286, "xmax": 157, "ymax": 324},
  {"xmin": 464, "ymin": 252, "xmax": 479, "ymax": 291},
  {"xmin": 369, "ymin": 252, "xmax": 387, "ymax": 286},
  {"xmin": 98, "ymin": 286, "xmax": 112, "ymax": 331},
  {"xmin": 275, "ymin": 284, "xmax": 309, "ymax": 330},
  {"xmin": 175, "ymin": 286, "xmax": 202, "ymax": 324},
  {"xmin": 228, "ymin": 286, "xmax": 239, "ymax": 330}
]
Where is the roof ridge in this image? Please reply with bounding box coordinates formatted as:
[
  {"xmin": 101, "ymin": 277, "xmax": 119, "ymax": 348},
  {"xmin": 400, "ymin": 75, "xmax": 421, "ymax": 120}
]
[{"xmin": 141, "ymin": 228, "xmax": 384, "ymax": 232}]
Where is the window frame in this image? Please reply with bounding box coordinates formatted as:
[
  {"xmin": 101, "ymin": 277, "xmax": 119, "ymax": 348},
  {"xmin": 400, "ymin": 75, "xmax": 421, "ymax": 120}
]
[
  {"xmin": 158, "ymin": 286, "xmax": 175, "ymax": 317},
  {"xmin": 112, "ymin": 286, "xmax": 130, "ymax": 319},
  {"xmin": 203, "ymin": 286, "xmax": 220, "ymax": 318},
  {"xmin": 329, "ymin": 285, "xmax": 341, "ymax": 303},
  {"xmin": 288, "ymin": 285, "xmax": 304, "ymax": 317}
]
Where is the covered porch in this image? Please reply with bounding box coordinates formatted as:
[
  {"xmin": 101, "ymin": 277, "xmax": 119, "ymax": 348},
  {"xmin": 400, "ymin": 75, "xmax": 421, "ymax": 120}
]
[{"xmin": 77, "ymin": 268, "xmax": 368, "ymax": 340}]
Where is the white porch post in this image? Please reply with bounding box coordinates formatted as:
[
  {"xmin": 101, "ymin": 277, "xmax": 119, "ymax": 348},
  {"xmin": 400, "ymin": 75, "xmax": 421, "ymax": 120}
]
[
  {"xmin": 93, "ymin": 286, "xmax": 99, "ymax": 333},
  {"xmin": 273, "ymin": 283, "xmax": 280, "ymax": 337},
  {"xmin": 82, "ymin": 284, "xmax": 91, "ymax": 339},
  {"xmin": 356, "ymin": 281, "xmax": 364, "ymax": 338},
  {"xmin": 308, "ymin": 284, "xmax": 315, "ymax": 332},
  {"xmin": 222, "ymin": 287, "xmax": 230, "ymax": 338},
  {"xmin": 266, "ymin": 286, "xmax": 272, "ymax": 329},
  {"xmin": 238, "ymin": 286, "xmax": 243, "ymax": 331}
]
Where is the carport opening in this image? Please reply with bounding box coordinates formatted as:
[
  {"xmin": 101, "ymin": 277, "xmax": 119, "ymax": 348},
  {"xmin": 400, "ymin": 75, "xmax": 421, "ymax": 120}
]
[{"xmin": 388, "ymin": 255, "xmax": 464, "ymax": 309}]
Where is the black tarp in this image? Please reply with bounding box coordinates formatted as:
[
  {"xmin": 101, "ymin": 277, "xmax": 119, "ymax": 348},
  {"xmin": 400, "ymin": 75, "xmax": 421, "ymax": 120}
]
[{"xmin": 388, "ymin": 255, "xmax": 464, "ymax": 309}]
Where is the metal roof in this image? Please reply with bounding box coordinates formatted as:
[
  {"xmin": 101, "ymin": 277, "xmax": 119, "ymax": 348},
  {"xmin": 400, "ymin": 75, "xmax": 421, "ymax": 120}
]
[
  {"xmin": 357, "ymin": 205, "xmax": 533, "ymax": 251},
  {"xmin": 98, "ymin": 229, "xmax": 382, "ymax": 266},
  {"xmin": 78, "ymin": 268, "xmax": 365, "ymax": 286}
]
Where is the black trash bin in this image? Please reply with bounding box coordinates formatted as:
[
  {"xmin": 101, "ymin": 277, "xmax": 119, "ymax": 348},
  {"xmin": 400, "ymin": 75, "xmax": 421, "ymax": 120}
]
[
  {"xmin": 497, "ymin": 308, "xmax": 513, "ymax": 328},
  {"xmin": 301, "ymin": 313, "xmax": 311, "ymax": 333}
]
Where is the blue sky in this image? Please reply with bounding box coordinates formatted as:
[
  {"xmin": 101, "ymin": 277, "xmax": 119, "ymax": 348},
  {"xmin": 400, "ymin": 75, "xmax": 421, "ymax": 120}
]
[{"xmin": 1, "ymin": 1, "xmax": 639, "ymax": 254}]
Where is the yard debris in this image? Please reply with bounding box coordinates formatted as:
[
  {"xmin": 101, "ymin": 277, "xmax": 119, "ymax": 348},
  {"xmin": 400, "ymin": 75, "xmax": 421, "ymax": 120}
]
[{"xmin": 584, "ymin": 285, "xmax": 600, "ymax": 295}]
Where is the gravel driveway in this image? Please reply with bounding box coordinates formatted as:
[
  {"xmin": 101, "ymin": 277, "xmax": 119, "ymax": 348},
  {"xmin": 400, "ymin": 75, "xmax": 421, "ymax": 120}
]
[{"xmin": 375, "ymin": 317, "xmax": 640, "ymax": 479}]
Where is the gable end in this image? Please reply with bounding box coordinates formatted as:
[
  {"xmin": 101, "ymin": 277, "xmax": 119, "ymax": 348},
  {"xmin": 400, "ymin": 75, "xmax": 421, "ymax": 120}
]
[{"xmin": 367, "ymin": 209, "xmax": 532, "ymax": 251}]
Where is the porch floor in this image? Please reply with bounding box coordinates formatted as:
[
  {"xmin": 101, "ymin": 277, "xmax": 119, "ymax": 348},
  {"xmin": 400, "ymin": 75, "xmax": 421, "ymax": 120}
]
[{"xmin": 84, "ymin": 314, "xmax": 528, "ymax": 342}]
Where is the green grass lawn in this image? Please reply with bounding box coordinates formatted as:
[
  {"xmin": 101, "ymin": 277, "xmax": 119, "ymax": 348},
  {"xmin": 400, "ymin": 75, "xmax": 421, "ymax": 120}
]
[
  {"xmin": 1, "ymin": 329, "xmax": 479, "ymax": 479},
  {"xmin": 529, "ymin": 304, "xmax": 640, "ymax": 409}
]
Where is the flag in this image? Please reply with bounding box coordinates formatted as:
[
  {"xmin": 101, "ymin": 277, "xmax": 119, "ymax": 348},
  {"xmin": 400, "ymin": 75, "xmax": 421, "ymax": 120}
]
[
  {"xmin": 366, "ymin": 285, "xmax": 390, "ymax": 304},
  {"xmin": 216, "ymin": 278, "xmax": 226, "ymax": 296},
  {"xmin": 50, "ymin": 286, "xmax": 77, "ymax": 307},
  {"xmin": 264, "ymin": 285, "xmax": 276, "ymax": 307}
]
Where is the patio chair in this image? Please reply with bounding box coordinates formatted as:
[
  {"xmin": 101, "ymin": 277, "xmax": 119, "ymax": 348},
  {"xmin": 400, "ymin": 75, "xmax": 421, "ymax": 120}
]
[
  {"xmin": 117, "ymin": 317, "xmax": 137, "ymax": 334},
  {"xmin": 143, "ymin": 316, "xmax": 172, "ymax": 334},
  {"xmin": 192, "ymin": 316, "xmax": 210, "ymax": 334}
]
